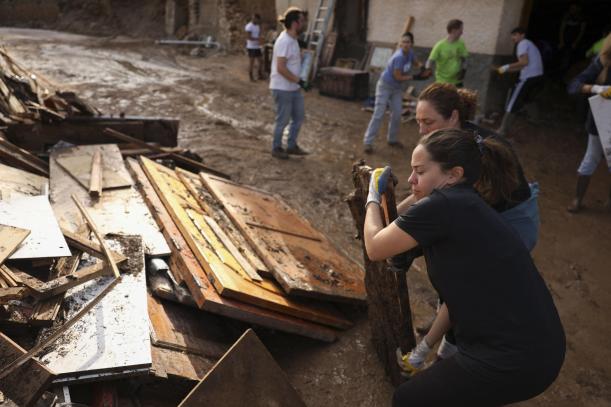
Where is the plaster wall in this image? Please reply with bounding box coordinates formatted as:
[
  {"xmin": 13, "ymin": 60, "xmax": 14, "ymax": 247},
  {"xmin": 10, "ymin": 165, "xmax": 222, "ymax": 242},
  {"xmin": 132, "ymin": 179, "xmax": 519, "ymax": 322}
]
[{"xmin": 367, "ymin": 0, "xmax": 525, "ymax": 56}]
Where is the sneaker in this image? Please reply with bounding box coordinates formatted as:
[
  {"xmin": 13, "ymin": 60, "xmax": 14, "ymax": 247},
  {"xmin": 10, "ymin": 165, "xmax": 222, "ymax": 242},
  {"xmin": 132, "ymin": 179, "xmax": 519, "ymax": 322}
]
[
  {"xmin": 363, "ymin": 144, "xmax": 373, "ymax": 154},
  {"xmin": 387, "ymin": 141, "xmax": 404, "ymax": 148},
  {"xmin": 286, "ymin": 145, "xmax": 309, "ymax": 155},
  {"xmin": 271, "ymin": 147, "xmax": 289, "ymax": 159}
]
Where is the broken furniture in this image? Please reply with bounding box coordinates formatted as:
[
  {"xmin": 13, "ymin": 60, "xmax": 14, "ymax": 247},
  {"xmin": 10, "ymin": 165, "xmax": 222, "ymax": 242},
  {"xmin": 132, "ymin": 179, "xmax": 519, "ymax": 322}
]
[{"xmin": 319, "ymin": 67, "xmax": 370, "ymax": 100}]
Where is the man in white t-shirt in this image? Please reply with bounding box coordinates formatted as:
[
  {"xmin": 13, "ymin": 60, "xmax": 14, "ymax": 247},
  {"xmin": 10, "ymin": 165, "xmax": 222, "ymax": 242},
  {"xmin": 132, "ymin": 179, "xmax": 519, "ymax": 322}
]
[
  {"xmin": 269, "ymin": 7, "xmax": 308, "ymax": 159},
  {"xmin": 495, "ymin": 27, "xmax": 545, "ymax": 137},
  {"xmin": 245, "ymin": 14, "xmax": 264, "ymax": 81}
]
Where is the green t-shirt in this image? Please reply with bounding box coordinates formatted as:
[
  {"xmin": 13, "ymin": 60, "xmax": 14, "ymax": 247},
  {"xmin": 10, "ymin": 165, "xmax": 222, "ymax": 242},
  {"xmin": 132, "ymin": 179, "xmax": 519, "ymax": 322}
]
[
  {"xmin": 586, "ymin": 37, "xmax": 604, "ymax": 58},
  {"xmin": 428, "ymin": 38, "xmax": 469, "ymax": 84}
]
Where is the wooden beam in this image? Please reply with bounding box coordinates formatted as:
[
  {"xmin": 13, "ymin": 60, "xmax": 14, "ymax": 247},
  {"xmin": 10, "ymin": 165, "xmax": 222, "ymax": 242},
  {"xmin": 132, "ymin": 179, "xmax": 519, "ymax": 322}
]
[
  {"xmin": 70, "ymin": 195, "xmax": 121, "ymax": 279},
  {"xmin": 88, "ymin": 150, "xmax": 103, "ymax": 198},
  {"xmin": 103, "ymin": 127, "xmax": 230, "ymax": 179},
  {"xmin": 61, "ymin": 228, "xmax": 127, "ymax": 264},
  {"xmin": 0, "ymin": 136, "xmax": 48, "ymax": 176},
  {"xmin": 0, "ymin": 287, "xmax": 27, "ymax": 303},
  {"xmin": 13, "ymin": 262, "xmax": 110, "ymax": 299}
]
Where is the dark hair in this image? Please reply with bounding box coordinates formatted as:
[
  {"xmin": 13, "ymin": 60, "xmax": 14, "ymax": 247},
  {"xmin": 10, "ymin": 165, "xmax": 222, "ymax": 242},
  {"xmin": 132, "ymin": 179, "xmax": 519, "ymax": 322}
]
[
  {"xmin": 281, "ymin": 8, "xmax": 303, "ymax": 29},
  {"xmin": 419, "ymin": 129, "xmax": 520, "ymax": 205},
  {"xmin": 447, "ymin": 19, "xmax": 463, "ymax": 33},
  {"xmin": 253, "ymin": 13, "xmax": 261, "ymax": 20},
  {"xmin": 511, "ymin": 27, "xmax": 526, "ymax": 35},
  {"xmin": 401, "ymin": 32, "xmax": 414, "ymax": 43},
  {"xmin": 418, "ymin": 83, "xmax": 477, "ymax": 127}
]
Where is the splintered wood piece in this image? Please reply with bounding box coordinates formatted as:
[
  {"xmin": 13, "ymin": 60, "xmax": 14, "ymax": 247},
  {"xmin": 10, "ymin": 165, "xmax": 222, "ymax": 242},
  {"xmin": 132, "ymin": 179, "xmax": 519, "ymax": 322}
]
[
  {"xmin": 178, "ymin": 329, "xmax": 306, "ymax": 407},
  {"xmin": 61, "ymin": 228, "xmax": 127, "ymax": 264},
  {"xmin": 176, "ymin": 168, "xmax": 269, "ymax": 277},
  {"xmin": 29, "ymin": 252, "xmax": 82, "ymax": 326},
  {"xmin": 126, "ymin": 158, "xmax": 337, "ymax": 342},
  {"xmin": 0, "ymin": 136, "xmax": 49, "ymax": 177},
  {"xmin": 137, "ymin": 157, "xmax": 349, "ymax": 330},
  {"xmin": 13, "ymin": 262, "xmax": 109, "ymax": 299},
  {"xmin": 0, "ymin": 332, "xmax": 55, "ymax": 407},
  {"xmin": 103, "ymin": 127, "xmax": 230, "ymax": 179},
  {"xmin": 89, "ymin": 150, "xmax": 103, "ymax": 197},
  {"xmin": 0, "ymin": 224, "xmax": 30, "ymax": 266},
  {"xmin": 0, "ymin": 265, "xmax": 21, "ymax": 286},
  {"xmin": 150, "ymin": 346, "xmax": 213, "ymax": 382},
  {"xmin": 54, "ymin": 144, "xmax": 132, "ymax": 191},
  {"xmin": 0, "ymin": 287, "xmax": 27, "ymax": 303},
  {"xmin": 71, "ymin": 195, "xmax": 120, "ymax": 279},
  {"xmin": 200, "ymin": 173, "xmax": 366, "ymax": 303}
]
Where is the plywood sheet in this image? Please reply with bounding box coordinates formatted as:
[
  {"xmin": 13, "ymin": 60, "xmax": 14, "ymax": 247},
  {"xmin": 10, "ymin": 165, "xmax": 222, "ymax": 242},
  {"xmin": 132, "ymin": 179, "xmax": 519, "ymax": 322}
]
[
  {"xmin": 150, "ymin": 345, "xmax": 214, "ymax": 382},
  {"xmin": 50, "ymin": 150, "xmax": 170, "ymax": 256},
  {"xmin": 0, "ymin": 195, "xmax": 71, "ymax": 259},
  {"xmin": 201, "ymin": 174, "xmax": 366, "ymax": 303},
  {"xmin": 54, "ymin": 144, "xmax": 132, "ymax": 190},
  {"xmin": 0, "ymin": 224, "xmax": 30, "ymax": 265},
  {"xmin": 140, "ymin": 157, "xmax": 350, "ymax": 330},
  {"xmin": 179, "ymin": 329, "xmax": 306, "ymax": 407},
  {"xmin": 0, "ymin": 332, "xmax": 55, "ymax": 407},
  {"xmin": 0, "ymin": 162, "xmax": 48, "ymax": 199},
  {"xmin": 39, "ymin": 235, "xmax": 152, "ymax": 383},
  {"xmin": 126, "ymin": 158, "xmax": 338, "ymax": 342}
]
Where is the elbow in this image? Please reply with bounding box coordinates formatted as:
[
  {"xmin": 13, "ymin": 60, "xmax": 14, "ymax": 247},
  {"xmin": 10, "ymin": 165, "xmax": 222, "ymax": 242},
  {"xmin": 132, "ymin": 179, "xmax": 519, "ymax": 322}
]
[{"xmin": 364, "ymin": 238, "xmax": 385, "ymax": 262}]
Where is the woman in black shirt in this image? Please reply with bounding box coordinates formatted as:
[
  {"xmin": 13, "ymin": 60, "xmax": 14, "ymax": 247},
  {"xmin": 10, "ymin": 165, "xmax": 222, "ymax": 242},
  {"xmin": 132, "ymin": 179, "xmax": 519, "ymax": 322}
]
[{"xmin": 364, "ymin": 129, "xmax": 565, "ymax": 406}]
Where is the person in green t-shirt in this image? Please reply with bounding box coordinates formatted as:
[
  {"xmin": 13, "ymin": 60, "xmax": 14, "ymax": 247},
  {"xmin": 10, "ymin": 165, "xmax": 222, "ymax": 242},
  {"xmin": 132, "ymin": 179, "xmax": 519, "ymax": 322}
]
[
  {"xmin": 586, "ymin": 24, "xmax": 611, "ymax": 59},
  {"xmin": 425, "ymin": 19, "xmax": 469, "ymax": 86}
]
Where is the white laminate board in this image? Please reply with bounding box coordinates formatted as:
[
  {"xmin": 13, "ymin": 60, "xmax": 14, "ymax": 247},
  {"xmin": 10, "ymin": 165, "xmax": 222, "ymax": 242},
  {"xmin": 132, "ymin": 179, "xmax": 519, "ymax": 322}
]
[
  {"xmin": 0, "ymin": 195, "xmax": 71, "ymax": 259},
  {"xmin": 39, "ymin": 235, "xmax": 152, "ymax": 382},
  {"xmin": 0, "ymin": 162, "xmax": 48, "ymax": 199},
  {"xmin": 50, "ymin": 152, "xmax": 170, "ymax": 256}
]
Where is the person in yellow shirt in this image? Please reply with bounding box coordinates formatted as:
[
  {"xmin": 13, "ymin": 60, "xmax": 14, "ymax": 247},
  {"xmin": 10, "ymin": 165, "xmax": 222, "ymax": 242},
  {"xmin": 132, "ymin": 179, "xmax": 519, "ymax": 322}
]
[{"xmin": 425, "ymin": 19, "xmax": 469, "ymax": 87}]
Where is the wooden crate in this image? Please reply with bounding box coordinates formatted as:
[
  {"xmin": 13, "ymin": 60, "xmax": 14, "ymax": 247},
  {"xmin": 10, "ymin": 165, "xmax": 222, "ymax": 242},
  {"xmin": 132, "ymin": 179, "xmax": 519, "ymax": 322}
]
[{"xmin": 318, "ymin": 67, "xmax": 369, "ymax": 100}]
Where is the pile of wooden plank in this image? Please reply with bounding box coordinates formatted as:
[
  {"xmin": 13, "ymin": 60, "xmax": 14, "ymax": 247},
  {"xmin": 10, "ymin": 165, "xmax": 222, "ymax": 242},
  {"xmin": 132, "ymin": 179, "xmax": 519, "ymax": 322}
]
[{"xmin": 0, "ymin": 46, "xmax": 365, "ymax": 406}]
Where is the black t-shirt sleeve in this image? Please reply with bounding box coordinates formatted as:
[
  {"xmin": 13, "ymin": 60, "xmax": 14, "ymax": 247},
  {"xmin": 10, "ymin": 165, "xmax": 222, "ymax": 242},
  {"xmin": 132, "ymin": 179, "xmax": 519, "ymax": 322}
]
[{"xmin": 394, "ymin": 192, "xmax": 448, "ymax": 247}]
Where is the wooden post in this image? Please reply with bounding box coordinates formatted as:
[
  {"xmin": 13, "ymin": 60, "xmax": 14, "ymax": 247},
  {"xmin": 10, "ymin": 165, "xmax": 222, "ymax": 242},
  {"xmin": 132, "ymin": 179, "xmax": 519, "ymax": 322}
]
[
  {"xmin": 346, "ymin": 161, "xmax": 416, "ymax": 385},
  {"xmin": 89, "ymin": 150, "xmax": 103, "ymax": 198}
]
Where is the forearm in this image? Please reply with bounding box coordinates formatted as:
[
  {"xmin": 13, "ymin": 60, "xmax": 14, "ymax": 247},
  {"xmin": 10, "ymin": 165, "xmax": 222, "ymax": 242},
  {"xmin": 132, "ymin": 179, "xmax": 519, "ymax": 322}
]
[
  {"xmin": 506, "ymin": 61, "xmax": 526, "ymax": 72},
  {"xmin": 393, "ymin": 72, "xmax": 413, "ymax": 82},
  {"xmin": 424, "ymin": 303, "xmax": 451, "ymax": 347}
]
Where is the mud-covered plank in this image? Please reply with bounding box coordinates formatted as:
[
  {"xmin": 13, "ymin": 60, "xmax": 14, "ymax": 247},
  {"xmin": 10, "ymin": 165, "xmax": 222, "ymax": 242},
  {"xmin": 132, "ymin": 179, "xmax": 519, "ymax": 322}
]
[
  {"xmin": 139, "ymin": 157, "xmax": 350, "ymax": 330},
  {"xmin": 200, "ymin": 173, "xmax": 366, "ymax": 303}
]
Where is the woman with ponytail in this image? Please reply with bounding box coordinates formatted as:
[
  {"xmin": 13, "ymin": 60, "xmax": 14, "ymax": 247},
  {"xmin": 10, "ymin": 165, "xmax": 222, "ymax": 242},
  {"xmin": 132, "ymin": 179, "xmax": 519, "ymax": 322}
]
[
  {"xmin": 393, "ymin": 83, "xmax": 541, "ymax": 374},
  {"xmin": 364, "ymin": 129, "xmax": 565, "ymax": 406}
]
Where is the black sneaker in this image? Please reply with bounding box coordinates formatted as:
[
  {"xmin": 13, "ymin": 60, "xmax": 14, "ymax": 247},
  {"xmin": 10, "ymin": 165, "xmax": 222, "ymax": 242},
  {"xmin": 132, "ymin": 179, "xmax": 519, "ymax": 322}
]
[
  {"xmin": 286, "ymin": 145, "xmax": 309, "ymax": 155},
  {"xmin": 387, "ymin": 141, "xmax": 404, "ymax": 148},
  {"xmin": 363, "ymin": 144, "xmax": 373, "ymax": 154},
  {"xmin": 271, "ymin": 147, "xmax": 289, "ymax": 159}
]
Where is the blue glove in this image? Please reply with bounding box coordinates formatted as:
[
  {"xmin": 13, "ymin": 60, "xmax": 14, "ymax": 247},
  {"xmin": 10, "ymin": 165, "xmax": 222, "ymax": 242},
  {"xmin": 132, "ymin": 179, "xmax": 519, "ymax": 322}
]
[{"xmin": 366, "ymin": 166, "xmax": 392, "ymax": 207}]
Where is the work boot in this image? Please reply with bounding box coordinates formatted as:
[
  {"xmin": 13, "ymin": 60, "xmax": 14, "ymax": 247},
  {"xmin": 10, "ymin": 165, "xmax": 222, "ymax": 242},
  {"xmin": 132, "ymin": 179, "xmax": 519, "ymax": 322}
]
[
  {"xmin": 271, "ymin": 147, "xmax": 289, "ymax": 159},
  {"xmin": 567, "ymin": 175, "xmax": 590, "ymax": 213},
  {"xmin": 387, "ymin": 140, "xmax": 404, "ymax": 149},
  {"xmin": 286, "ymin": 145, "xmax": 309, "ymax": 155},
  {"xmin": 363, "ymin": 144, "xmax": 373, "ymax": 154},
  {"xmin": 497, "ymin": 112, "xmax": 517, "ymax": 137}
]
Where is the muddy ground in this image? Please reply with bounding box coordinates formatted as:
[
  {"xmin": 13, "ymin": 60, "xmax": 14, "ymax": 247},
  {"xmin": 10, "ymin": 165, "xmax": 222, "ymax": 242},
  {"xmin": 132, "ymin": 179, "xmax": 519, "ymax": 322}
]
[{"xmin": 2, "ymin": 28, "xmax": 610, "ymax": 406}]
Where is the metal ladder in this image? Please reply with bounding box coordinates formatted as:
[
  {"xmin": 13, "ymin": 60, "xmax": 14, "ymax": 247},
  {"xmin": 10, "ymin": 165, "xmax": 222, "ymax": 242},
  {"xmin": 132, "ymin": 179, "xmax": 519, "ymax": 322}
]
[{"xmin": 306, "ymin": 0, "xmax": 336, "ymax": 79}]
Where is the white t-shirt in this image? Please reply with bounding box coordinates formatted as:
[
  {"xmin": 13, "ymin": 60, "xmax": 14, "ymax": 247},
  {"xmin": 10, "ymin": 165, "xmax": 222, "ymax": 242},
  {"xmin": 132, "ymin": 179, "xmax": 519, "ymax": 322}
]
[
  {"xmin": 245, "ymin": 22, "xmax": 261, "ymax": 50},
  {"xmin": 516, "ymin": 39, "xmax": 543, "ymax": 80},
  {"xmin": 270, "ymin": 31, "xmax": 301, "ymax": 91}
]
